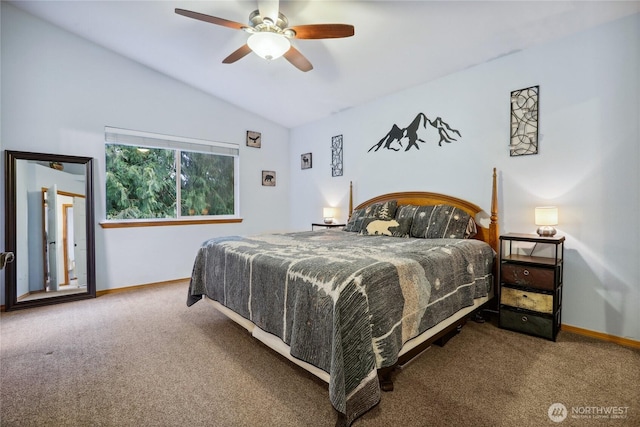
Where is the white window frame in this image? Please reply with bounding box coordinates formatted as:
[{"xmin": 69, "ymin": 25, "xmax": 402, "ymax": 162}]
[{"xmin": 103, "ymin": 126, "xmax": 240, "ymax": 225}]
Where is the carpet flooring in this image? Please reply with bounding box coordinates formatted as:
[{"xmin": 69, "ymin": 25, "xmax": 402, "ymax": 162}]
[{"xmin": 1, "ymin": 280, "xmax": 638, "ymax": 426}]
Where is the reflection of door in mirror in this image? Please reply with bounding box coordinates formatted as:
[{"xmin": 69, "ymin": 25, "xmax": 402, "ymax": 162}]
[
  {"xmin": 41, "ymin": 187, "xmax": 87, "ymax": 296},
  {"xmin": 5, "ymin": 150, "xmax": 96, "ymax": 311},
  {"xmin": 46, "ymin": 185, "xmax": 59, "ymax": 291},
  {"xmin": 63, "ymin": 204, "xmax": 74, "ymax": 285},
  {"xmin": 73, "ymin": 197, "xmax": 87, "ymax": 286}
]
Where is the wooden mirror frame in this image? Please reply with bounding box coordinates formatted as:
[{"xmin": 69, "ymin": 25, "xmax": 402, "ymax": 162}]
[{"xmin": 4, "ymin": 150, "xmax": 96, "ymax": 311}]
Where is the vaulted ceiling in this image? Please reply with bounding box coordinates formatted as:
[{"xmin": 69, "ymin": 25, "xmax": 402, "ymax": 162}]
[{"xmin": 8, "ymin": 1, "xmax": 639, "ymax": 128}]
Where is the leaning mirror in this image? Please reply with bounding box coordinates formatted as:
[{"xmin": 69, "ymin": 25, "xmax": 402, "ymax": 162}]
[{"xmin": 4, "ymin": 151, "xmax": 96, "ymax": 310}]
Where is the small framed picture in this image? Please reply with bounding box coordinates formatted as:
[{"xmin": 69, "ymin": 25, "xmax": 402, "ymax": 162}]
[
  {"xmin": 301, "ymin": 153, "xmax": 312, "ymax": 169},
  {"xmin": 262, "ymin": 170, "xmax": 276, "ymax": 186},
  {"xmin": 246, "ymin": 130, "xmax": 261, "ymax": 148}
]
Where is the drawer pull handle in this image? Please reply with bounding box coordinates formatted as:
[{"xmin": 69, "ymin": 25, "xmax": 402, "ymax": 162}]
[
  {"xmin": 521, "ymin": 316, "xmax": 528, "ymax": 323},
  {"xmin": 523, "ymin": 269, "xmax": 530, "ymax": 276}
]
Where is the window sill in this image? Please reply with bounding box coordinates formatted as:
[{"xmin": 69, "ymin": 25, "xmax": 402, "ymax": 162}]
[{"xmin": 99, "ymin": 217, "xmax": 243, "ymax": 229}]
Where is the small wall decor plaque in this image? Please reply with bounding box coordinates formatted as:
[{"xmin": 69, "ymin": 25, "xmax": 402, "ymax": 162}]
[
  {"xmin": 301, "ymin": 153, "xmax": 312, "ymax": 169},
  {"xmin": 246, "ymin": 130, "xmax": 261, "ymax": 148},
  {"xmin": 262, "ymin": 170, "xmax": 276, "ymax": 186},
  {"xmin": 331, "ymin": 135, "xmax": 343, "ymax": 177},
  {"xmin": 510, "ymin": 85, "xmax": 539, "ymax": 156}
]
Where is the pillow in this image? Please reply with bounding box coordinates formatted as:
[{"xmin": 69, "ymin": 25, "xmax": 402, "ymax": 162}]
[
  {"xmin": 368, "ymin": 199, "xmax": 398, "ymax": 220},
  {"xmin": 344, "ymin": 208, "xmax": 366, "ymax": 232},
  {"xmin": 359, "ymin": 200, "xmax": 399, "ymax": 235},
  {"xmin": 391, "ymin": 204, "xmax": 419, "ymax": 237},
  {"xmin": 409, "ymin": 205, "xmax": 435, "ymax": 238},
  {"xmin": 410, "ymin": 204, "xmax": 476, "ymax": 239}
]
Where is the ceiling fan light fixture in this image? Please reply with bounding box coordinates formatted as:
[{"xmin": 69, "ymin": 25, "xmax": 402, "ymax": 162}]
[
  {"xmin": 176, "ymin": 7, "xmax": 353, "ymax": 71},
  {"xmin": 247, "ymin": 32, "xmax": 290, "ymax": 61}
]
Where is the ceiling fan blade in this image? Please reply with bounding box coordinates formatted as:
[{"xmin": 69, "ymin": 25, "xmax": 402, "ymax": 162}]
[
  {"xmin": 288, "ymin": 24, "xmax": 355, "ymax": 39},
  {"xmin": 258, "ymin": 0, "xmax": 279, "ymax": 25},
  {"xmin": 222, "ymin": 44, "xmax": 253, "ymax": 64},
  {"xmin": 283, "ymin": 46, "xmax": 313, "ymax": 72},
  {"xmin": 175, "ymin": 8, "xmax": 246, "ymax": 31}
]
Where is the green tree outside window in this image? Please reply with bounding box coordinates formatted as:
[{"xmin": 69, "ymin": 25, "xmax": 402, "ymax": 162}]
[
  {"xmin": 180, "ymin": 150, "xmax": 234, "ymax": 216},
  {"xmin": 106, "ymin": 144, "xmax": 235, "ymax": 220}
]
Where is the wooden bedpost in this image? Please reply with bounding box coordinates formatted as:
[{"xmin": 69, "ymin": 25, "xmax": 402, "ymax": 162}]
[
  {"xmin": 489, "ymin": 168, "xmax": 499, "ymax": 252},
  {"xmin": 348, "ymin": 181, "xmax": 353, "ymax": 220}
]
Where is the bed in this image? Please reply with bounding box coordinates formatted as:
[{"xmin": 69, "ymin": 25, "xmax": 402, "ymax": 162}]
[{"xmin": 187, "ymin": 168, "xmax": 499, "ymax": 426}]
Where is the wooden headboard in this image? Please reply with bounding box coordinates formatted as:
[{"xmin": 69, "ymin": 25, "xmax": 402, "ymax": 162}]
[{"xmin": 348, "ymin": 168, "xmax": 499, "ymax": 252}]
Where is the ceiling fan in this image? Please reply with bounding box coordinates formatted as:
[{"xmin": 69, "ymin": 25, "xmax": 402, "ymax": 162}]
[{"xmin": 175, "ymin": 0, "xmax": 354, "ymax": 72}]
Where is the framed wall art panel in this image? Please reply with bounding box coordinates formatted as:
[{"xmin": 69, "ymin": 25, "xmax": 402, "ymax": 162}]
[
  {"xmin": 331, "ymin": 135, "xmax": 343, "ymax": 177},
  {"xmin": 510, "ymin": 85, "xmax": 539, "ymax": 156}
]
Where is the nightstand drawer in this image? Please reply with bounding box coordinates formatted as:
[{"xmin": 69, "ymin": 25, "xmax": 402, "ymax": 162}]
[
  {"xmin": 499, "ymin": 308, "xmax": 553, "ymax": 340},
  {"xmin": 500, "ymin": 286, "xmax": 553, "ymax": 314},
  {"xmin": 501, "ymin": 264, "xmax": 556, "ymax": 291}
]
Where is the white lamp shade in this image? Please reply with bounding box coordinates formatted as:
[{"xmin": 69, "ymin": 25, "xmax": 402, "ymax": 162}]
[
  {"xmin": 323, "ymin": 207, "xmax": 336, "ymax": 219},
  {"xmin": 535, "ymin": 206, "xmax": 558, "ymax": 226},
  {"xmin": 247, "ymin": 32, "xmax": 290, "ymax": 60}
]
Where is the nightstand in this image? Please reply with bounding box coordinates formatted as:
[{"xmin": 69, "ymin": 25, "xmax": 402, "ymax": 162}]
[
  {"xmin": 311, "ymin": 223, "xmax": 346, "ymax": 231},
  {"xmin": 498, "ymin": 233, "xmax": 565, "ymax": 341}
]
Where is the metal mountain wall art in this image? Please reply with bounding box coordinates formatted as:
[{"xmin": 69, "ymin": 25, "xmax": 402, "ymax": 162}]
[{"xmin": 368, "ymin": 113, "xmax": 462, "ymax": 152}]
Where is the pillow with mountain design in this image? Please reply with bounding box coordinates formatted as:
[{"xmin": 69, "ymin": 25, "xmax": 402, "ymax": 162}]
[{"xmin": 410, "ymin": 204, "xmax": 476, "ymax": 239}]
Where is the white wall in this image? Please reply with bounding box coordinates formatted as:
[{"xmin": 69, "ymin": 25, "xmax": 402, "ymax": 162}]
[
  {"xmin": 1, "ymin": 3, "xmax": 291, "ymax": 303},
  {"xmin": 289, "ymin": 14, "xmax": 640, "ymax": 341}
]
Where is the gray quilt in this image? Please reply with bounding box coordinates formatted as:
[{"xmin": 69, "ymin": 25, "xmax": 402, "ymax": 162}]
[{"xmin": 188, "ymin": 229, "xmax": 494, "ymax": 426}]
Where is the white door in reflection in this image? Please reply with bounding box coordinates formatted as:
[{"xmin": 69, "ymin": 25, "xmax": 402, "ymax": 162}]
[
  {"xmin": 73, "ymin": 196, "xmax": 87, "ymax": 287},
  {"xmin": 46, "ymin": 185, "xmax": 59, "ymax": 291}
]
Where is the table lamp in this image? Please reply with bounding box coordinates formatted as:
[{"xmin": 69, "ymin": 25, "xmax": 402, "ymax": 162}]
[
  {"xmin": 535, "ymin": 206, "xmax": 558, "ymax": 237},
  {"xmin": 323, "ymin": 207, "xmax": 336, "ymax": 224}
]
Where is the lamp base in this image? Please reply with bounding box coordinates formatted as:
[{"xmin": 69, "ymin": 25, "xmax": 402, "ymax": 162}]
[
  {"xmin": 323, "ymin": 218, "xmax": 334, "ymax": 224},
  {"xmin": 536, "ymin": 226, "xmax": 557, "ymax": 237}
]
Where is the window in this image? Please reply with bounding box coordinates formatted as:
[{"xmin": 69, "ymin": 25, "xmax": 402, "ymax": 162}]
[{"xmin": 104, "ymin": 127, "xmax": 239, "ymax": 222}]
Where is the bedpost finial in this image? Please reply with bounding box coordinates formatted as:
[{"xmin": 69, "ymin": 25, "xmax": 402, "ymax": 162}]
[
  {"xmin": 490, "ymin": 168, "xmax": 499, "ymax": 251},
  {"xmin": 491, "ymin": 168, "xmax": 498, "ymax": 220},
  {"xmin": 349, "ymin": 181, "xmax": 353, "ymax": 220}
]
